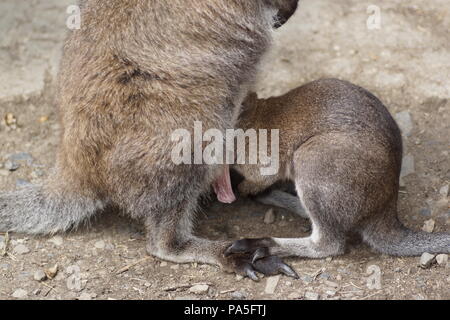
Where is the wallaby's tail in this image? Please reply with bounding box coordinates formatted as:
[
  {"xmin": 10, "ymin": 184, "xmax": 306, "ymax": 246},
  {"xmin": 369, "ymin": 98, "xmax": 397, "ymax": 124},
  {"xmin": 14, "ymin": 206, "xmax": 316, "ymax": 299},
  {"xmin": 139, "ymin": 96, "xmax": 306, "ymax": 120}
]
[
  {"xmin": 0, "ymin": 184, "xmax": 104, "ymax": 235},
  {"xmin": 363, "ymin": 215, "xmax": 450, "ymax": 256}
]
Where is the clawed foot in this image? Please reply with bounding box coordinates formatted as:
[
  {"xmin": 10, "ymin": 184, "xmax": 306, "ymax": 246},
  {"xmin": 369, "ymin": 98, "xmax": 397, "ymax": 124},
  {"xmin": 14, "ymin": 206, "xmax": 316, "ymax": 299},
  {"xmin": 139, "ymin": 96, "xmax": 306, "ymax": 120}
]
[{"xmin": 223, "ymin": 238, "xmax": 298, "ymax": 281}]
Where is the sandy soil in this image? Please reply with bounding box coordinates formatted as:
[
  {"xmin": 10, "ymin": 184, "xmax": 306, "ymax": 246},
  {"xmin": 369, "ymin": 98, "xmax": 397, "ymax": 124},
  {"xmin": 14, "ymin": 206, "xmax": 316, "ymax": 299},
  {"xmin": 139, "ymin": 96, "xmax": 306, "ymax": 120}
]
[{"xmin": 0, "ymin": 0, "xmax": 449, "ymax": 300}]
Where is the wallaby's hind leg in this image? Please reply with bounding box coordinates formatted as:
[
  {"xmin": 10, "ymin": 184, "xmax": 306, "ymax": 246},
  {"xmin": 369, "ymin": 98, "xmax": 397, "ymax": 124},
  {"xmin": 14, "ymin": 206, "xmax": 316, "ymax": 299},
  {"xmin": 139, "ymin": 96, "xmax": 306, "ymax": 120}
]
[
  {"xmin": 143, "ymin": 196, "xmax": 298, "ymax": 280},
  {"xmin": 110, "ymin": 153, "xmax": 297, "ymax": 280}
]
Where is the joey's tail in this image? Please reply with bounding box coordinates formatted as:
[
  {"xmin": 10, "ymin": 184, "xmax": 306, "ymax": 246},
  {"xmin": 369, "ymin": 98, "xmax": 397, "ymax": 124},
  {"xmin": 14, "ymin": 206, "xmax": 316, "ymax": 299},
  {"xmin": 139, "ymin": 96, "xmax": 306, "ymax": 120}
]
[
  {"xmin": 0, "ymin": 183, "xmax": 104, "ymax": 235},
  {"xmin": 363, "ymin": 215, "xmax": 450, "ymax": 256}
]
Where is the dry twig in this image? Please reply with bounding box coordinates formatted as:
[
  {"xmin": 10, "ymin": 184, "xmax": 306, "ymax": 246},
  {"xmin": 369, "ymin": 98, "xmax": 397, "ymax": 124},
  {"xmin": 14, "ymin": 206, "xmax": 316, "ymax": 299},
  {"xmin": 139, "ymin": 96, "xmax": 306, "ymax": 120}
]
[
  {"xmin": 1, "ymin": 232, "xmax": 9, "ymax": 257},
  {"xmin": 116, "ymin": 257, "xmax": 151, "ymax": 274},
  {"xmin": 162, "ymin": 282, "xmax": 213, "ymax": 292}
]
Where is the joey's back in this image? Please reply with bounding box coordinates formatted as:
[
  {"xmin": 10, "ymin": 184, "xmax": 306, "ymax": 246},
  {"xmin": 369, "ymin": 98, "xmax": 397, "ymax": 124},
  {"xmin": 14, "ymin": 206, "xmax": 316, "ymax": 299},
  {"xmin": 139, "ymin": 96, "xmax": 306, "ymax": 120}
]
[
  {"xmin": 239, "ymin": 79, "xmax": 403, "ymax": 170},
  {"xmin": 231, "ymin": 79, "xmax": 450, "ymax": 258}
]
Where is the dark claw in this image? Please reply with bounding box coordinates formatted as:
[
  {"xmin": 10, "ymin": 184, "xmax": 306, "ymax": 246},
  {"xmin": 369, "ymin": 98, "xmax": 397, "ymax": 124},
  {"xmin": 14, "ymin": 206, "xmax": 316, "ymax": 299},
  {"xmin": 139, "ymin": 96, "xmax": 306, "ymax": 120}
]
[
  {"xmin": 254, "ymin": 256, "xmax": 299, "ymax": 279},
  {"xmin": 251, "ymin": 247, "xmax": 269, "ymax": 263},
  {"xmin": 278, "ymin": 262, "xmax": 299, "ymax": 279},
  {"xmin": 224, "ymin": 238, "xmax": 297, "ymax": 281},
  {"xmin": 225, "ymin": 239, "xmax": 252, "ymax": 256},
  {"xmin": 244, "ymin": 266, "xmax": 259, "ymax": 281},
  {"xmin": 225, "ymin": 238, "xmax": 276, "ymax": 256}
]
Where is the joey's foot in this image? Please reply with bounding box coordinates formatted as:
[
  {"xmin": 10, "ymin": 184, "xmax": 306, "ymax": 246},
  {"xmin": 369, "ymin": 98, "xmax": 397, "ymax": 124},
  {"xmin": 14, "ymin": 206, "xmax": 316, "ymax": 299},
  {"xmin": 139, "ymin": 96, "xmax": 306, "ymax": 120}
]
[{"xmin": 223, "ymin": 239, "xmax": 298, "ymax": 280}]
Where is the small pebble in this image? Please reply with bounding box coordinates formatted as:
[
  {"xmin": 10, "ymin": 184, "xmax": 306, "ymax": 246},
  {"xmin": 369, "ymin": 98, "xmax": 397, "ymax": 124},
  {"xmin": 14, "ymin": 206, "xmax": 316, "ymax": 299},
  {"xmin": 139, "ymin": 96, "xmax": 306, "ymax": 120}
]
[
  {"xmin": 419, "ymin": 208, "xmax": 431, "ymax": 217},
  {"xmin": 301, "ymin": 275, "xmax": 314, "ymax": 283},
  {"xmin": 39, "ymin": 116, "xmax": 49, "ymax": 123},
  {"xmin": 324, "ymin": 280, "xmax": 339, "ymax": 288},
  {"xmin": 318, "ymin": 273, "xmax": 331, "ymax": 280},
  {"xmin": 0, "ymin": 263, "xmax": 10, "ymax": 271},
  {"xmin": 8, "ymin": 152, "xmax": 33, "ymax": 163},
  {"xmin": 422, "ymin": 219, "xmax": 435, "ymax": 233},
  {"xmin": 34, "ymin": 270, "xmax": 47, "ymax": 282},
  {"xmin": 5, "ymin": 160, "xmax": 20, "ymax": 171},
  {"xmin": 160, "ymin": 262, "xmax": 168, "ymax": 267},
  {"xmin": 31, "ymin": 169, "xmax": 45, "ymax": 178},
  {"xmin": 12, "ymin": 289, "xmax": 28, "ymax": 299},
  {"xmin": 174, "ymin": 295, "xmax": 199, "ymax": 300},
  {"xmin": 264, "ymin": 275, "xmax": 280, "ymax": 294},
  {"xmin": 287, "ymin": 292, "xmax": 302, "ymax": 299},
  {"xmin": 325, "ymin": 290, "xmax": 337, "ymax": 297},
  {"xmin": 400, "ymin": 154, "xmax": 415, "ymax": 178},
  {"xmin": 78, "ymin": 292, "xmax": 93, "ymax": 300},
  {"xmin": 189, "ymin": 284, "xmax": 209, "ymax": 295},
  {"xmin": 264, "ymin": 209, "xmax": 276, "ymax": 224},
  {"xmin": 13, "ymin": 244, "xmax": 30, "ymax": 255},
  {"xmin": 48, "ymin": 236, "xmax": 63, "ymax": 246},
  {"xmin": 45, "ymin": 265, "xmax": 58, "ymax": 279},
  {"xmin": 4, "ymin": 113, "xmax": 17, "ymax": 129},
  {"xmin": 395, "ymin": 111, "xmax": 413, "ymax": 136},
  {"xmin": 230, "ymin": 291, "xmax": 247, "ymax": 300},
  {"xmin": 304, "ymin": 291, "xmax": 319, "ymax": 300},
  {"xmin": 420, "ymin": 252, "xmax": 436, "ymax": 269},
  {"xmin": 436, "ymin": 254, "xmax": 448, "ymax": 266},
  {"xmin": 16, "ymin": 179, "xmax": 32, "ymax": 188},
  {"xmin": 434, "ymin": 198, "xmax": 448, "ymax": 215},
  {"xmin": 94, "ymin": 240, "xmax": 106, "ymax": 249},
  {"xmin": 439, "ymin": 184, "xmax": 449, "ymax": 197}
]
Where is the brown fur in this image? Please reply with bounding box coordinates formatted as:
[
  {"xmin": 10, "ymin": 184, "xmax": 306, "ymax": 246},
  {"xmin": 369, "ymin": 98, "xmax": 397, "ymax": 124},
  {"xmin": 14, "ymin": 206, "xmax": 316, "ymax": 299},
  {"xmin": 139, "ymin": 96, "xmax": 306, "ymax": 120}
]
[
  {"xmin": 230, "ymin": 79, "xmax": 449, "ymax": 259},
  {"xmin": 0, "ymin": 0, "xmax": 300, "ymax": 279}
]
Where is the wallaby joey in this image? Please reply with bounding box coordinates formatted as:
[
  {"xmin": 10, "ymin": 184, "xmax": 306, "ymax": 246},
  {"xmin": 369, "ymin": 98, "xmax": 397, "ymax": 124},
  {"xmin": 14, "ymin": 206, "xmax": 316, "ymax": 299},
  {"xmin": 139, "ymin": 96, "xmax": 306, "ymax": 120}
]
[
  {"xmin": 0, "ymin": 0, "xmax": 300, "ymax": 280},
  {"xmin": 223, "ymin": 79, "xmax": 449, "ymax": 261}
]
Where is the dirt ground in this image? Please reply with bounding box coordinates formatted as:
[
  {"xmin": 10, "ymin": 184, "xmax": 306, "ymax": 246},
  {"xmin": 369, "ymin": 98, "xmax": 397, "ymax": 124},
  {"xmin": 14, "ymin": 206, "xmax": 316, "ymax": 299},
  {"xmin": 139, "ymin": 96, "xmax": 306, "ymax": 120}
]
[{"xmin": 0, "ymin": 0, "xmax": 449, "ymax": 300}]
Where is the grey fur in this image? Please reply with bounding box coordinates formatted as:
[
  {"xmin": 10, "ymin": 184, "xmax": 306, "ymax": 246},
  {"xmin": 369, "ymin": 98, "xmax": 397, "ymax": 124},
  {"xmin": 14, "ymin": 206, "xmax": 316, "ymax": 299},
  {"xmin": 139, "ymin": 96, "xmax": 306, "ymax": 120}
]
[
  {"xmin": 256, "ymin": 190, "xmax": 308, "ymax": 219},
  {"xmin": 0, "ymin": 0, "xmax": 300, "ymax": 278},
  {"xmin": 0, "ymin": 185, "xmax": 104, "ymax": 235},
  {"xmin": 233, "ymin": 79, "xmax": 449, "ymax": 258}
]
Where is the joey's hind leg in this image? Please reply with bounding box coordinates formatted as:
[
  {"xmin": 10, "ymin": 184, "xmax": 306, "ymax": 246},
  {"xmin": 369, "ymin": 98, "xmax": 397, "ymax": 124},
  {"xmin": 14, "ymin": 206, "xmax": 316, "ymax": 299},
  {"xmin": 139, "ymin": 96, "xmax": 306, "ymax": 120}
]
[
  {"xmin": 255, "ymin": 190, "xmax": 308, "ymax": 219},
  {"xmin": 228, "ymin": 156, "xmax": 347, "ymax": 259},
  {"xmin": 227, "ymin": 224, "xmax": 346, "ymax": 260}
]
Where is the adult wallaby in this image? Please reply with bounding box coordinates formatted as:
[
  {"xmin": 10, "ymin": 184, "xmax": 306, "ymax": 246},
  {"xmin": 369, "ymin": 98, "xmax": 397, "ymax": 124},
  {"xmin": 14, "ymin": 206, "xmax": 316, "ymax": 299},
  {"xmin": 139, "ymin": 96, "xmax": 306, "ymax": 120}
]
[
  {"xmin": 0, "ymin": 0, "xmax": 300, "ymax": 280},
  {"xmin": 222, "ymin": 79, "xmax": 449, "ymax": 261}
]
